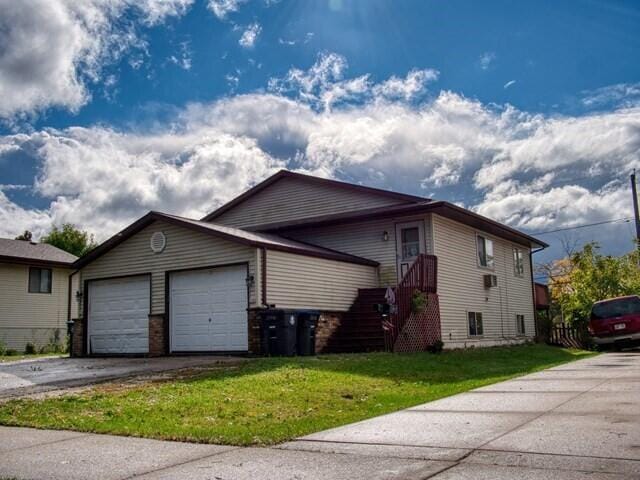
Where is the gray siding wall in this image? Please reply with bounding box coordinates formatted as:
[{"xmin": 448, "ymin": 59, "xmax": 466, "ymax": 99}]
[
  {"xmin": 431, "ymin": 214, "xmax": 535, "ymax": 347},
  {"xmin": 0, "ymin": 263, "xmax": 71, "ymax": 350},
  {"xmin": 285, "ymin": 214, "xmax": 434, "ymax": 286},
  {"xmin": 214, "ymin": 176, "xmax": 410, "ymax": 228},
  {"xmin": 80, "ymin": 221, "xmax": 258, "ymax": 315},
  {"xmin": 265, "ymin": 250, "xmax": 378, "ymax": 311}
]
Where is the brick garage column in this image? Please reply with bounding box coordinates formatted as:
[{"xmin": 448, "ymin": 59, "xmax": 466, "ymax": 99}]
[
  {"xmin": 148, "ymin": 314, "xmax": 167, "ymax": 356},
  {"xmin": 247, "ymin": 309, "xmax": 261, "ymax": 355},
  {"xmin": 71, "ymin": 318, "xmax": 85, "ymax": 357}
]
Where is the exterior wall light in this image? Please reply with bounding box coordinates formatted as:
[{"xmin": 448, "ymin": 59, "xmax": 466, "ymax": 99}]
[{"xmin": 382, "ymin": 231, "xmax": 389, "ymax": 241}]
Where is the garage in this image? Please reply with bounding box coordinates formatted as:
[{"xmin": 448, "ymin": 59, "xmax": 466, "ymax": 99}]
[
  {"xmin": 87, "ymin": 275, "xmax": 150, "ymax": 354},
  {"xmin": 170, "ymin": 264, "xmax": 249, "ymax": 352}
]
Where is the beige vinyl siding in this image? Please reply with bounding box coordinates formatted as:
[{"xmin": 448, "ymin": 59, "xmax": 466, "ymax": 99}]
[
  {"xmin": 285, "ymin": 214, "xmax": 434, "ymax": 286},
  {"xmin": 265, "ymin": 250, "xmax": 378, "ymax": 311},
  {"xmin": 432, "ymin": 214, "xmax": 535, "ymax": 346},
  {"xmin": 0, "ymin": 263, "xmax": 71, "ymax": 350},
  {"xmin": 80, "ymin": 221, "xmax": 258, "ymax": 315},
  {"xmin": 214, "ymin": 176, "xmax": 410, "ymax": 228}
]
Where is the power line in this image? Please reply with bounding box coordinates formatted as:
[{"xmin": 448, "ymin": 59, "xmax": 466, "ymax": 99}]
[{"xmin": 530, "ymin": 218, "xmax": 632, "ymax": 236}]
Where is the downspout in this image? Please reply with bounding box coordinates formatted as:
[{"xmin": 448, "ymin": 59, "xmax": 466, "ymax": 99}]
[
  {"xmin": 530, "ymin": 246, "xmax": 546, "ymax": 337},
  {"xmin": 67, "ymin": 269, "xmax": 79, "ymax": 336}
]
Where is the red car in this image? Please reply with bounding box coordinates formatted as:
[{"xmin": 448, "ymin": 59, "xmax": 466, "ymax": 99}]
[{"xmin": 589, "ymin": 295, "xmax": 640, "ymax": 349}]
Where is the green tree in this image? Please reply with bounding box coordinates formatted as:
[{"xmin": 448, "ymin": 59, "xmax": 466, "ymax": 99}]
[
  {"xmin": 41, "ymin": 224, "xmax": 97, "ymax": 257},
  {"xmin": 550, "ymin": 243, "xmax": 640, "ymax": 326}
]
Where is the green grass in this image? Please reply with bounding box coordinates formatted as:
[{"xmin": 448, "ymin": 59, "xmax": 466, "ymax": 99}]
[
  {"xmin": 0, "ymin": 353, "xmax": 66, "ymax": 363},
  {"xmin": 0, "ymin": 345, "xmax": 593, "ymax": 446}
]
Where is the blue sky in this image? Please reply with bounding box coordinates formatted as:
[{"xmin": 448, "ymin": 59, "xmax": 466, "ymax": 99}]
[{"xmin": 1, "ymin": 0, "xmax": 640, "ymax": 266}]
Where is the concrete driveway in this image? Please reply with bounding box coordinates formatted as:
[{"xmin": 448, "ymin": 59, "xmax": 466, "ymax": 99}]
[
  {"xmin": 0, "ymin": 355, "xmax": 245, "ymax": 400},
  {"xmin": 0, "ymin": 351, "xmax": 639, "ymax": 479}
]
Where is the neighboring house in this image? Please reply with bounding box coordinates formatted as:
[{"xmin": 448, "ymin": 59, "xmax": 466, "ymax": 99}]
[
  {"xmin": 69, "ymin": 170, "xmax": 547, "ymax": 357},
  {"xmin": 0, "ymin": 238, "xmax": 77, "ymax": 351}
]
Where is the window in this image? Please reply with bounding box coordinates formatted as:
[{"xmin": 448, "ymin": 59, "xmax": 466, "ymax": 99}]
[
  {"xmin": 401, "ymin": 227, "xmax": 420, "ymax": 260},
  {"xmin": 468, "ymin": 311, "xmax": 483, "ymax": 336},
  {"xmin": 28, "ymin": 267, "xmax": 52, "ymax": 294},
  {"xmin": 476, "ymin": 235, "xmax": 494, "ymax": 268},
  {"xmin": 513, "ymin": 248, "xmax": 525, "ymax": 277},
  {"xmin": 516, "ymin": 314, "xmax": 526, "ymax": 335}
]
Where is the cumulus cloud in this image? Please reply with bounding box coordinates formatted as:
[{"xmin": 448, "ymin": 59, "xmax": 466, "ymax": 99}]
[
  {"xmin": 239, "ymin": 23, "xmax": 261, "ymax": 49},
  {"xmin": 1, "ymin": 52, "xmax": 639, "ymax": 256},
  {"xmin": 268, "ymin": 52, "xmax": 438, "ymax": 111},
  {"xmin": 207, "ymin": 0, "xmax": 245, "ymax": 19},
  {"xmin": 0, "ymin": 0, "xmax": 193, "ymax": 120}
]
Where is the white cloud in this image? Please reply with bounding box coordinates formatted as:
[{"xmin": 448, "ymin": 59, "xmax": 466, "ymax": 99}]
[
  {"xmin": 2, "ymin": 53, "xmax": 640, "ymax": 254},
  {"xmin": 504, "ymin": 80, "xmax": 516, "ymax": 89},
  {"xmin": 207, "ymin": 0, "xmax": 245, "ymax": 19},
  {"xmin": 479, "ymin": 52, "xmax": 496, "ymax": 70},
  {"xmin": 372, "ymin": 69, "xmax": 439, "ymax": 101},
  {"xmin": 581, "ymin": 82, "xmax": 640, "ymax": 109},
  {"xmin": 167, "ymin": 41, "xmax": 192, "ymax": 70},
  {"xmin": 268, "ymin": 53, "xmax": 438, "ymax": 111},
  {"xmin": 0, "ymin": 0, "xmax": 193, "ymax": 120},
  {"xmin": 239, "ymin": 23, "xmax": 261, "ymax": 49}
]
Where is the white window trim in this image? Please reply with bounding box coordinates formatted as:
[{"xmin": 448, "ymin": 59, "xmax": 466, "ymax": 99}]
[
  {"xmin": 475, "ymin": 233, "xmax": 495, "ymax": 271},
  {"xmin": 513, "ymin": 247, "xmax": 525, "ymax": 277}
]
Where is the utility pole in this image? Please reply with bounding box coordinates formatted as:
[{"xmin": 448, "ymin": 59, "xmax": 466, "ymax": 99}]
[{"xmin": 631, "ymin": 170, "xmax": 640, "ymax": 256}]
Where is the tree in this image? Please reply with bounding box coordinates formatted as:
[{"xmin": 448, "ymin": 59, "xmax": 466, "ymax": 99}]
[
  {"xmin": 41, "ymin": 224, "xmax": 98, "ymax": 257},
  {"xmin": 15, "ymin": 231, "xmax": 33, "ymax": 241},
  {"xmin": 549, "ymin": 243, "xmax": 640, "ymax": 326}
]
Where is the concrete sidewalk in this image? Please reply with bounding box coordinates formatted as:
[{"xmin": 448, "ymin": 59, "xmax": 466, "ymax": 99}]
[{"xmin": 1, "ymin": 352, "xmax": 639, "ymax": 479}]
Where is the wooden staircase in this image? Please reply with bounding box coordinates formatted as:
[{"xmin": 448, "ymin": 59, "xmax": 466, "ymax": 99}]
[{"xmin": 324, "ymin": 288, "xmax": 387, "ymax": 353}]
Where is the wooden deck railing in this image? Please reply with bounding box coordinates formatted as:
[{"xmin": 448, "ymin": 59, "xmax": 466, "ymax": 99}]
[
  {"xmin": 548, "ymin": 322, "xmax": 589, "ymax": 349},
  {"xmin": 385, "ymin": 254, "xmax": 437, "ymax": 350}
]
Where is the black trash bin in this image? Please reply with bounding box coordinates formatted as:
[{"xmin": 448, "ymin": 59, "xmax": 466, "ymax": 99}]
[
  {"xmin": 259, "ymin": 309, "xmax": 297, "ymax": 356},
  {"xmin": 297, "ymin": 310, "xmax": 319, "ymax": 356}
]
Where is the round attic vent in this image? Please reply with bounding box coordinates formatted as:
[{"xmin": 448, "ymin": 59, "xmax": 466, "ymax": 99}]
[{"xmin": 150, "ymin": 231, "xmax": 166, "ymax": 253}]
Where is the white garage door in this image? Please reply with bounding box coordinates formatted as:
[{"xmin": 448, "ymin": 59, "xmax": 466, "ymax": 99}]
[
  {"xmin": 88, "ymin": 276, "xmax": 150, "ymax": 354},
  {"xmin": 170, "ymin": 265, "xmax": 248, "ymax": 352}
]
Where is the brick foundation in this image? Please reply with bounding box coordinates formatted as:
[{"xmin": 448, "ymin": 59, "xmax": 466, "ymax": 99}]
[
  {"xmin": 149, "ymin": 314, "xmax": 167, "ymax": 356},
  {"xmin": 70, "ymin": 318, "xmax": 85, "ymax": 357}
]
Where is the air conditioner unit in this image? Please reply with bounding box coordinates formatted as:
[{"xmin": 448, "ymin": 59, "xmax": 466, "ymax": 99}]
[{"xmin": 484, "ymin": 274, "xmax": 498, "ymax": 288}]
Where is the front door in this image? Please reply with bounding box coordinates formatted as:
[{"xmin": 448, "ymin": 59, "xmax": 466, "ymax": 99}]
[{"xmin": 395, "ymin": 221, "xmax": 425, "ymax": 282}]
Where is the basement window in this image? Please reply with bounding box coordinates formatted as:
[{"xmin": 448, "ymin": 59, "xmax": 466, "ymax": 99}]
[
  {"xmin": 28, "ymin": 267, "xmax": 52, "ymax": 294},
  {"xmin": 516, "ymin": 314, "xmax": 526, "ymax": 335},
  {"xmin": 468, "ymin": 311, "xmax": 483, "ymax": 336}
]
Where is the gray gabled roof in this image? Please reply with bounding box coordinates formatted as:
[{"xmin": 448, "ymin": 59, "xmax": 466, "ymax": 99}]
[
  {"xmin": 73, "ymin": 211, "xmax": 379, "ymax": 269},
  {"xmin": 0, "ymin": 238, "xmax": 77, "ymax": 267}
]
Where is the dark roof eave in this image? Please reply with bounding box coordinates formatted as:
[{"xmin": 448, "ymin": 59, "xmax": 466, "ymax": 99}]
[
  {"xmin": 0, "ymin": 255, "xmax": 75, "ymax": 268},
  {"xmin": 258, "ymin": 201, "xmax": 548, "ymax": 250},
  {"xmin": 73, "ymin": 211, "xmax": 379, "ymax": 270},
  {"xmin": 201, "ymin": 170, "xmax": 427, "ymax": 222}
]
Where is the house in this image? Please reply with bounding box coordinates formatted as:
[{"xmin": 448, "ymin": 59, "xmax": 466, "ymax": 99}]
[
  {"xmin": 0, "ymin": 238, "xmax": 77, "ymax": 351},
  {"xmin": 69, "ymin": 170, "xmax": 547, "ymax": 357}
]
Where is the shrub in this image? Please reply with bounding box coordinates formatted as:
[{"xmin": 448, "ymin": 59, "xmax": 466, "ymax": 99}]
[
  {"xmin": 5, "ymin": 349, "xmax": 18, "ymax": 356},
  {"xmin": 24, "ymin": 343, "xmax": 36, "ymax": 355},
  {"xmin": 427, "ymin": 340, "xmax": 444, "ymax": 354},
  {"xmin": 0, "ymin": 340, "xmax": 6, "ymax": 356},
  {"xmin": 411, "ymin": 290, "xmax": 428, "ymax": 313}
]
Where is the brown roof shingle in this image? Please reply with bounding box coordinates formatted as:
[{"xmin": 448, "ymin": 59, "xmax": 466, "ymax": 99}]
[{"xmin": 0, "ymin": 238, "xmax": 77, "ymax": 266}]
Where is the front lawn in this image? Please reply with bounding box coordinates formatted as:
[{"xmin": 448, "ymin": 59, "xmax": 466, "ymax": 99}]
[
  {"xmin": 0, "ymin": 353, "xmax": 66, "ymax": 363},
  {"xmin": 0, "ymin": 345, "xmax": 593, "ymax": 445}
]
